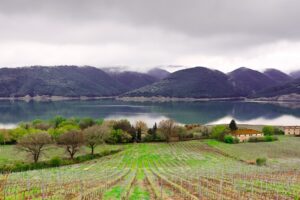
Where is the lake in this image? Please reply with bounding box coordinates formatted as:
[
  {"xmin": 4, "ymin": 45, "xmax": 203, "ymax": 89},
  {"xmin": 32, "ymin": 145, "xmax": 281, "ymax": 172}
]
[{"xmin": 0, "ymin": 99, "xmax": 299, "ymax": 128}]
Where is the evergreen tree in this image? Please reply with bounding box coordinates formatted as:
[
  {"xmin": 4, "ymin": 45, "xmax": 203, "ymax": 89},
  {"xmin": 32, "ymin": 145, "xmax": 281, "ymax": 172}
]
[
  {"xmin": 229, "ymin": 120, "xmax": 238, "ymax": 131},
  {"xmin": 137, "ymin": 128, "xmax": 142, "ymax": 142},
  {"xmin": 153, "ymin": 122, "xmax": 157, "ymax": 139}
]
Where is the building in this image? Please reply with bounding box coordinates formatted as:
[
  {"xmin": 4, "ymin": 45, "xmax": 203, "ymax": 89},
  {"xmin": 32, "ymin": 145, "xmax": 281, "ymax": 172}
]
[
  {"xmin": 283, "ymin": 126, "xmax": 300, "ymax": 136},
  {"xmin": 231, "ymin": 129, "xmax": 263, "ymax": 142}
]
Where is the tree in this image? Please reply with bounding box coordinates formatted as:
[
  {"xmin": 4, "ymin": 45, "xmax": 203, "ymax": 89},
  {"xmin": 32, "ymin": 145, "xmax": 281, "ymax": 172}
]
[
  {"xmin": 83, "ymin": 125, "xmax": 108, "ymax": 155},
  {"xmin": 113, "ymin": 119, "xmax": 132, "ymax": 132},
  {"xmin": 262, "ymin": 126, "xmax": 275, "ymax": 136},
  {"xmin": 51, "ymin": 116, "xmax": 66, "ymax": 128},
  {"xmin": 158, "ymin": 119, "xmax": 177, "ymax": 143},
  {"xmin": 135, "ymin": 121, "xmax": 148, "ymax": 142},
  {"xmin": 152, "ymin": 122, "xmax": 158, "ymax": 139},
  {"xmin": 57, "ymin": 130, "xmax": 84, "ymax": 159},
  {"xmin": 0, "ymin": 129, "xmax": 12, "ymax": 144},
  {"xmin": 106, "ymin": 129, "xmax": 132, "ymax": 144},
  {"xmin": 211, "ymin": 125, "xmax": 229, "ymax": 141},
  {"xmin": 79, "ymin": 118, "xmax": 95, "ymax": 130},
  {"xmin": 16, "ymin": 133, "xmax": 52, "ymax": 163},
  {"xmin": 229, "ymin": 120, "xmax": 238, "ymax": 131}
]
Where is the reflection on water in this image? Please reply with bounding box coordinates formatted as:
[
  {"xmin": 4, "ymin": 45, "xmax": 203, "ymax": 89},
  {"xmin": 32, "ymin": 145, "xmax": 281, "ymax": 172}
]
[{"xmin": 0, "ymin": 99, "xmax": 299, "ymax": 127}]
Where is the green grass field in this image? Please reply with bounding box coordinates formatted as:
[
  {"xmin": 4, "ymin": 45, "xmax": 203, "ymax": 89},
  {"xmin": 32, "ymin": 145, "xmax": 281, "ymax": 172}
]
[{"xmin": 1, "ymin": 137, "xmax": 300, "ymax": 199}]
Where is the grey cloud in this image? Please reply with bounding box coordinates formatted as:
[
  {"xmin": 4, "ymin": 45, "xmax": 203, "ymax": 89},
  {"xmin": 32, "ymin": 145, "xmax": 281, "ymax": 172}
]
[
  {"xmin": 0, "ymin": 0, "xmax": 299, "ymax": 71},
  {"xmin": 2, "ymin": 0, "xmax": 299, "ymax": 40}
]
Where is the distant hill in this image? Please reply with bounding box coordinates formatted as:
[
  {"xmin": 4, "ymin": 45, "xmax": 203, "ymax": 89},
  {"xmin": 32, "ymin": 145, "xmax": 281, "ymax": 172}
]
[
  {"xmin": 124, "ymin": 67, "xmax": 238, "ymax": 98},
  {"xmin": 0, "ymin": 66, "xmax": 125, "ymax": 97},
  {"xmin": 0, "ymin": 65, "xmax": 298, "ymax": 100},
  {"xmin": 263, "ymin": 68, "xmax": 293, "ymax": 83},
  {"xmin": 147, "ymin": 68, "xmax": 170, "ymax": 80},
  {"xmin": 228, "ymin": 67, "xmax": 277, "ymax": 96},
  {"xmin": 106, "ymin": 71, "xmax": 158, "ymax": 91},
  {"xmin": 290, "ymin": 70, "xmax": 300, "ymax": 79}
]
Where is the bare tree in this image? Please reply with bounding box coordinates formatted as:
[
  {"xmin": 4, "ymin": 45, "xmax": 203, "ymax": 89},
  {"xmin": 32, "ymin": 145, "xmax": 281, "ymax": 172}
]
[
  {"xmin": 17, "ymin": 133, "xmax": 52, "ymax": 163},
  {"xmin": 158, "ymin": 119, "xmax": 177, "ymax": 143},
  {"xmin": 83, "ymin": 125, "xmax": 108, "ymax": 155},
  {"xmin": 57, "ymin": 130, "xmax": 84, "ymax": 159}
]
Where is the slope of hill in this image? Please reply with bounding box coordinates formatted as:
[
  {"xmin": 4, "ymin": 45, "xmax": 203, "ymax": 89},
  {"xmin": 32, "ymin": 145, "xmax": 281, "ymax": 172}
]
[
  {"xmin": 254, "ymin": 78, "xmax": 300, "ymax": 98},
  {"xmin": 147, "ymin": 68, "xmax": 170, "ymax": 80},
  {"xmin": 290, "ymin": 70, "xmax": 300, "ymax": 79},
  {"xmin": 123, "ymin": 67, "xmax": 239, "ymax": 98},
  {"xmin": 0, "ymin": 66, "xmax": 124, "ymax": 97},
  {"xmin": 106, "ymin": 71, "xmax": 158, "ymax": 91},
  {"xmin": 228, "ymin": 67, "xmax": 277, "ymax": 95},
  {"xmin": 263, "ymin": 68, "xmax": 293, "ymax": 83}
]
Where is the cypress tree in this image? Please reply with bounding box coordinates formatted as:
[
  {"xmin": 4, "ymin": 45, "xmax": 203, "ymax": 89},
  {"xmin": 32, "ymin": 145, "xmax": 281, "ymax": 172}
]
[{"xmin": 229, "ymin": 119, "xmax": 238, "ymax": 131}]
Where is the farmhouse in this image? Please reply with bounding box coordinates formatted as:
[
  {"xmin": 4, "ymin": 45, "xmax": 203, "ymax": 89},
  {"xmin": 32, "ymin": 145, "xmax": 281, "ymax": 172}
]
[
  {"xmin": 283, "ymin": 126, "xmax": 300, "ymax": 136},
  {"xmin": 231, "ymin": 129, "xmax": 263, "ymax": 142}
]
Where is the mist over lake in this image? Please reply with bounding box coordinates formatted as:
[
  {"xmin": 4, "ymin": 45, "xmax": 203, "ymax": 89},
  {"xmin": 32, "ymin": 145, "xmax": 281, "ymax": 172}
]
[{"xmin": 0, "ymin": 99, "xmax": 299, "ymax": 127}]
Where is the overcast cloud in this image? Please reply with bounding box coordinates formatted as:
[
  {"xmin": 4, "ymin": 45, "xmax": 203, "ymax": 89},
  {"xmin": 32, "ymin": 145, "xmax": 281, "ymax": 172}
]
[{"xmin": 0, "ymin": 0, "xmax": 299, "ymax": 72}]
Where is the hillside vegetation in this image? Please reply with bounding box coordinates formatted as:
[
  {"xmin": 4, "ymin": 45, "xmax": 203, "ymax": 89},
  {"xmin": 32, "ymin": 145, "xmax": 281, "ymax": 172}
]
[{"xmin": 124, "ymin": 67, "xmax": 238, "ymax": 98}]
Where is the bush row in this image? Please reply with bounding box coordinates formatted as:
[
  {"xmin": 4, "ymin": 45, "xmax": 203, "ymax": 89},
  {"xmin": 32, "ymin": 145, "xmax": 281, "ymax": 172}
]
[
  {"xmin": 248, "ymin": 135, "xmax": 278, "ymax": 143},
  {"xmin": 0, "ymin": 149, "xmax": 121, "ymax": 173}
]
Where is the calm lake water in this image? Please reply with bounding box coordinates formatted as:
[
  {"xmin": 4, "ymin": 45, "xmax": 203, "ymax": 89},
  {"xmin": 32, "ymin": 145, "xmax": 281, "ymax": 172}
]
[{"xmin": 0, "ymin": 99, "xmax": 299, "ymax": 128}]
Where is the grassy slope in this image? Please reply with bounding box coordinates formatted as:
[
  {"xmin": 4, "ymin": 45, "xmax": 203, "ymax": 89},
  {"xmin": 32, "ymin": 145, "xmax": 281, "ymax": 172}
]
[{"xmin": 205, "ymin": 136, "xmax": 300, "ymax": 167}]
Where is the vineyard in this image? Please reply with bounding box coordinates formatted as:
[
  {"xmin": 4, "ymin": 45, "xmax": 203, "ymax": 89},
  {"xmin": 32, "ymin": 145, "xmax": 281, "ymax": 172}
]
[{"xmin": 1, "ymin": 139, "xmax": 300, "ymax": 199}]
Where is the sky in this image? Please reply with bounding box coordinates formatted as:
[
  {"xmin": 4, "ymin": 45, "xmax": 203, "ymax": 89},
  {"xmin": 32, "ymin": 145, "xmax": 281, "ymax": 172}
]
[{"xmin": 0, "ymin": 0, "xmax": 300, "ymax": 73}]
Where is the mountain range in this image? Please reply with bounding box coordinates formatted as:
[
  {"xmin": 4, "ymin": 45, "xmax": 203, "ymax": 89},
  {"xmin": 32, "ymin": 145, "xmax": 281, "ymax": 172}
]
[{"xmin": 0, "ymin": 65, "xmax": 298, "ymax": 101}]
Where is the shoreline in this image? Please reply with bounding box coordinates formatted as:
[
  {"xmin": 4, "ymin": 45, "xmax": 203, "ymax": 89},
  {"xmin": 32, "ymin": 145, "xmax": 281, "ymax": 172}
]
[
  {"xmin": 0, "ymin": 95, "xmax": 116, "ymax": 102},
  {"xmin": 118, "ymin": 96, "xmax": 300, "ymax": 103}
]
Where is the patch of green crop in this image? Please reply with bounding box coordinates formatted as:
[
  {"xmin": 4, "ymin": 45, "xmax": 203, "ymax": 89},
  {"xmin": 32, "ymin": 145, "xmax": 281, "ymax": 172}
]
[
  {"xmin": 103, "ymin": 186, "xmax": 124, "ymax": 200},
  {"xmin": 129, "ymin": 186, "xmax": 150, "ymax": 200}
]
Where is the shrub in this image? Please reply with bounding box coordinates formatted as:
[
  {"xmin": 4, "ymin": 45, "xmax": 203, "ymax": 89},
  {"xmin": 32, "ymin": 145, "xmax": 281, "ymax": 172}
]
[
  {"xmin": 142, "ymin": 134, "xmax": 154, "ymax": 142},
  {"xmin": 33, "ymin": 122, "xmax": 52, "ymax": 130},
  {"xmin": 49, "ymin": 156, "xmax": 62, "ymax": 167},
  {"xmin": 211, "ymin": 125, "xmax": 229, "ymax": 141},
  {"xmin": 256, "ymin": 158, "xmax": 267, "ymax": 166},
  {"xmin": 58, "ymin": 120, "xmax": 79, "ymax": 128},
  {"xmin": 262, "ymin": 126, "xmax": 275, "ymax": 135},
  {"xmin": 106, "ymin": 129, "xmax": 132, "ymax": 144},
  {"xmin": 274, "ymin": 127, "xmax": 284, "ymax": 135},
  {"xmin": 249, "ymin": 136, "xmax": 278, "ymax": 142},
  {"xmin": 264, "ymin": 135, "xmax": 278, "ymax": 142},
  {"xmin": 224, "ymin": 135, "xmax": 234, "ymax": 144},
  {"xmin": 234, "ymin": 137, "xmax": 240, "ymax": 143},
  {"xmin": 223, "ymin": 135, "xmax": 239, "ymax": 144},
  {"xmin": 249, "ymin": 136, "xmax": 264, "ymax": 142},
  {"xmin": 79, "ymin": 118, "xmax": 95, "ymax": 130}
]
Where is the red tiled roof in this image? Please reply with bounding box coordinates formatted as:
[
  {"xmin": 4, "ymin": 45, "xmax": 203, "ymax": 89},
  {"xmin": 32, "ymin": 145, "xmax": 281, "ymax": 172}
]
[{"xmin": 231, "ymin": 129, "xmax": 262, "ymax": 135}]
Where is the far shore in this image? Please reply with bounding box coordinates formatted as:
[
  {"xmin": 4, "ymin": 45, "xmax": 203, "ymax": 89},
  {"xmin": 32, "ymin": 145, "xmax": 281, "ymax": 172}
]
[{"xmin": 0, "ymin": 94, "xmax": 299, "ymax": 102}]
